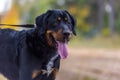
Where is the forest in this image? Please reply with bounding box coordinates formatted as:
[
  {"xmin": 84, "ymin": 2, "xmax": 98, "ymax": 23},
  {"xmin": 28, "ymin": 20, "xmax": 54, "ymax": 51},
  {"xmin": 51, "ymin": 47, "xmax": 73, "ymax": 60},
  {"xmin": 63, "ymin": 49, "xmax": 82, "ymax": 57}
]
[{"xmin": 1, "ymin": 0, "xmax": 120, "ymax": 38}]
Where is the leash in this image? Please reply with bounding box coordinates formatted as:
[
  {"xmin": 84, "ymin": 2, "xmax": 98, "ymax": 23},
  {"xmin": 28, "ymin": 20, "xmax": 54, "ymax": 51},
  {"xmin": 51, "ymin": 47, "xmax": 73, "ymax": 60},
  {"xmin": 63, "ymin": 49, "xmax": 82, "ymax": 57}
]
[{"xmin": 0, "ymin": 24, "xmax": 35, "ymax": 28}]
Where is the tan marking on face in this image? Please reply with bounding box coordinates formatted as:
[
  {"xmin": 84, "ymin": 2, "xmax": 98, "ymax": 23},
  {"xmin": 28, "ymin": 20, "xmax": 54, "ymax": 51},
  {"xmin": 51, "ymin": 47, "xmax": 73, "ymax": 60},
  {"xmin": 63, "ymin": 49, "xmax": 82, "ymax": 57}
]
[
  {"xmin": 52, "ymin": 29, "xmax": 63, "ymax": 41},
  {"xmin": 46, "ymin": 29, "xmax": 72, "ymax": 45},
  {"xmin": 53, "ymin": 22, "xmax": 58, "ymax": 26},
  {"xmin": 46, "ymin": 30, "xmax": 54, "ymax": 47},
  {"xmin": 32, "ymin": 70, "xmax": 41, "ymax": 79},
  {"xmin": 64, "ymin": 17, "xmax": 68, "ymax": 21},
  {"xmin": 53, "ymin": 68, "xmax": 58, "ymax": 78}
]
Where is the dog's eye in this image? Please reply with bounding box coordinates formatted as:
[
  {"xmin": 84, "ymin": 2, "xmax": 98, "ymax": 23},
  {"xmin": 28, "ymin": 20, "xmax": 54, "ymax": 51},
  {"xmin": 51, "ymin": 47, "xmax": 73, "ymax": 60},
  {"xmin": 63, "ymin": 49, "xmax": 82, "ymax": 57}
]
[
  {"xmin": 57, "ymin": 17, "xmax": 61, "ymax": 21},
  {"xmin": 64, "ymin": 17, "xmax": 68, "ymax": 21}
]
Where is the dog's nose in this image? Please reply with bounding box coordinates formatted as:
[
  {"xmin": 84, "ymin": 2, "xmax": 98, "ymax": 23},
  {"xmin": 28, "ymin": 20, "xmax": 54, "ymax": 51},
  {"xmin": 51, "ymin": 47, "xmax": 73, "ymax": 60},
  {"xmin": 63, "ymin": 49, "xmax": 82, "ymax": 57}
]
[{"xmin": 63, "ymin": 32, "xmax": 70, "ymax": 37}]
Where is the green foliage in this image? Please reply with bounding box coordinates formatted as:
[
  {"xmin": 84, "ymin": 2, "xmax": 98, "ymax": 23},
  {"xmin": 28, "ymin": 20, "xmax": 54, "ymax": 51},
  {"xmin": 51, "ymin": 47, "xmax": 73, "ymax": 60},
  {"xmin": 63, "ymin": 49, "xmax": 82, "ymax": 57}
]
[
  {"xmin": 77, "ymin": 0, "xmax": 90, "ymax": 6},
  {"xmin": 102, "ymin": 27, "xmax": 110, "ymax": 37},
  {"xmin": 115, "ymin": 11, "xmax": 120, "ymax": 34},
  {"xmin": 14, "ymin": 0, "xmax": 120, "ymax": 37},
  {"xmin": 26, "ymin": 0, "xmax": 52, "ymax": 23}
]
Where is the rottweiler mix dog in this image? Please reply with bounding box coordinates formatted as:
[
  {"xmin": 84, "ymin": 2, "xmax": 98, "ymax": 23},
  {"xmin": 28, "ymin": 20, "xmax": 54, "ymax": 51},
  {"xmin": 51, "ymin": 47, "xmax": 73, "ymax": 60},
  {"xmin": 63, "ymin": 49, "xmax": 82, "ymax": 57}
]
[{"xmin": 0, "ymin": 10, "xmax": 76, "ymax": 80}]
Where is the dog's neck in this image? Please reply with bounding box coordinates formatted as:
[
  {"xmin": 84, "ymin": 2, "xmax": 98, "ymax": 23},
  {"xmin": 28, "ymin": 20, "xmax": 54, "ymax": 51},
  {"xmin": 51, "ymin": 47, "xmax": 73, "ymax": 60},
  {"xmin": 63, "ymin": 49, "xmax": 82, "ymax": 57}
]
[{"xmin": 26, "ymin": 29, "xmax": 57, "ymax": 59}]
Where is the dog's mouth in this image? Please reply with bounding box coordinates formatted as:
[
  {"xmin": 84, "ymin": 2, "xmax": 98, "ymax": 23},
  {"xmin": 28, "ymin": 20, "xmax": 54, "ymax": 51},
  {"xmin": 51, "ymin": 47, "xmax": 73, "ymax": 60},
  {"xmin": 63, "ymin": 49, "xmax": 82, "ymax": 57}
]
[
  {"xmin": 46, "ymin": 30, "xmax": 71, "ymax": 59},
  {"xmin": 52, "ymin": 31, "xmax": 70, "ymax": 59},
  {"xmin": 57, "ymin": 41, "xmax": 68, "ymax": 59}
]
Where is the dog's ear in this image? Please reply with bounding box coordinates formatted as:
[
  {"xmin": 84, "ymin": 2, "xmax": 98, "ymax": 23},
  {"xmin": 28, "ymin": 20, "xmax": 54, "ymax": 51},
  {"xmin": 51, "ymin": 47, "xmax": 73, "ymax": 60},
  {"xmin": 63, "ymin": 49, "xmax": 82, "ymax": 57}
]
[
  {"xmin": 35, "ymin": 14, "xmax": 46, "ymax": 34},
  {"xmin": 35, "ymin": 11, "xmax": 52, "ymax": 34},
  {"xmin": 65, "ymin": 10, "xmax": 76, "ymax": 36}
]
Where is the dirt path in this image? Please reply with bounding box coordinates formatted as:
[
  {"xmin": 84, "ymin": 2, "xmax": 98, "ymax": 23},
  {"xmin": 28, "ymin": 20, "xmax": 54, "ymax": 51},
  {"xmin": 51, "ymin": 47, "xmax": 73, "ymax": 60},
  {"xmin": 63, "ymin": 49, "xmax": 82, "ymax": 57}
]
[
  {"xmin": 0, "ymin": 47, "xmax": 120, "ymax": 80},
  {"xmin": 56, "ymin": 48, "xmax": 120, "ymax": 80}
]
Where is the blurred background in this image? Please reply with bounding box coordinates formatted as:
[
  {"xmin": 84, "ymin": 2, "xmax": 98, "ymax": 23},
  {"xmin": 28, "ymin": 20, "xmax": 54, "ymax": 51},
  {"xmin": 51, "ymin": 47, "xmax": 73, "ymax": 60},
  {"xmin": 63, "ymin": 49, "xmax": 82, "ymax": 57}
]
[{"xmin": 0, "ymin": 0, "xmax": 120, "ymax": 80}]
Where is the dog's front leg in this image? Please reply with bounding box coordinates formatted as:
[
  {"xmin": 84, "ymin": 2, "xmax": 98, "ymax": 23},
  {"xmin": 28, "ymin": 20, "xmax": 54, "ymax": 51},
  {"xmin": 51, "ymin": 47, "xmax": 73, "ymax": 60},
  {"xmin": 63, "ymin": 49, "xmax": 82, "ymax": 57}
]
[
  {"xmin": 19, "ymin": 66, "xmax": 32, "ymax": 80},
  {"xmin": 19, "ymin": 47, "xmax": 32, "ymax": 80}
]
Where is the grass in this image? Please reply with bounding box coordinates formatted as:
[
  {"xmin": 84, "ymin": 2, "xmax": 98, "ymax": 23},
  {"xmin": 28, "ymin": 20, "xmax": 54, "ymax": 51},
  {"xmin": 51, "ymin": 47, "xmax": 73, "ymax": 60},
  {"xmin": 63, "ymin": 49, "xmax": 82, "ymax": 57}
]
[
  {"xmin": 82, "ymin": 76, "xmax": 96, "ymax": 80},
  {"xmin": 69, "ymin": 35, "xmax": 120, "ymax": 48}
]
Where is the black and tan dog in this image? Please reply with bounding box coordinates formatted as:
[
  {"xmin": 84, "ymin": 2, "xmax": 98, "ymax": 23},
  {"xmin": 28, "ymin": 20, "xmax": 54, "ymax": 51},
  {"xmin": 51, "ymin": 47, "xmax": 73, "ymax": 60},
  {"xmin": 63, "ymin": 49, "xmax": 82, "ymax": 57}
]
[{"xmin": 0, "ymin": 10, "xmax": 76, "ymax": 80}]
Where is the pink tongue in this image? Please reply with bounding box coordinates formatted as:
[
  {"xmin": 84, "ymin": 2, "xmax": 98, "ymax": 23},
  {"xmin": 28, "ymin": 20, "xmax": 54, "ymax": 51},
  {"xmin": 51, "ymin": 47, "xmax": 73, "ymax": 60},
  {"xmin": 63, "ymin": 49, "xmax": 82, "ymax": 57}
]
[{"xmin": 57, "ymin": 42, "xmax": 68, "ymax": 59}]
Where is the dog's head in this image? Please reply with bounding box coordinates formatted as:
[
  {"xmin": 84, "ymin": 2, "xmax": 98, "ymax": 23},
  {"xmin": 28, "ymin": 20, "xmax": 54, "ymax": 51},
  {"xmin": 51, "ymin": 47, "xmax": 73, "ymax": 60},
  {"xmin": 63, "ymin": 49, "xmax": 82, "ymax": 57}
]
[{"xmin": 35, "ymin": 10, "xmax": 76, "ymax": 59}]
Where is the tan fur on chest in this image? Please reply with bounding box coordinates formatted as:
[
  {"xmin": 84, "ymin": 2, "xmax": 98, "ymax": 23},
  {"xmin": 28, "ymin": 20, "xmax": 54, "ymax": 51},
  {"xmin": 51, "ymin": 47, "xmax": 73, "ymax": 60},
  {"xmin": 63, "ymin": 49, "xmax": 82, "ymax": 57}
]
[{"xmin": 32, "ymin": 70, "xmax": 41, "ymax": 79}]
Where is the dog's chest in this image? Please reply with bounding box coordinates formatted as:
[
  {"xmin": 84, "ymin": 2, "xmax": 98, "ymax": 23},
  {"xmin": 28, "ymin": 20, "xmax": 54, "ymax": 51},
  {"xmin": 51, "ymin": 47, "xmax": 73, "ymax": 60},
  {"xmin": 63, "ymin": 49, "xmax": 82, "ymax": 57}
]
[{"xmin": 32, "ymin": 54, "xmax": 59, "ymax": 79}]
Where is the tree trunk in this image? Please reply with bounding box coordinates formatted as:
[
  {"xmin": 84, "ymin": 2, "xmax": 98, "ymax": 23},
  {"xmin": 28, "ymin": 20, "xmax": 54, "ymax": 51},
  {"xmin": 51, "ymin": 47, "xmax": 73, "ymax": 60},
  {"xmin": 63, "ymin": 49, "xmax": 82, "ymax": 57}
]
[
  {"xmin": 108, "ymin": 0, "xmax": 115, "ymax": 36},
  {"xmin": 98, "ymin": 0, "xmax": 104, "ymax": 33}
]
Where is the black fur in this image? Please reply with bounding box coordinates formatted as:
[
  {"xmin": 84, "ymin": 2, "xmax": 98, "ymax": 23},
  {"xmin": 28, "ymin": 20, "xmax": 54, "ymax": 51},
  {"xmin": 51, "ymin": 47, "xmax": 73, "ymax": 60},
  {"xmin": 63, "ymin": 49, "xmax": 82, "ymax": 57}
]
[{"xmin": 0, "ymin": 10, "xmax": 76, "ymax": 80}]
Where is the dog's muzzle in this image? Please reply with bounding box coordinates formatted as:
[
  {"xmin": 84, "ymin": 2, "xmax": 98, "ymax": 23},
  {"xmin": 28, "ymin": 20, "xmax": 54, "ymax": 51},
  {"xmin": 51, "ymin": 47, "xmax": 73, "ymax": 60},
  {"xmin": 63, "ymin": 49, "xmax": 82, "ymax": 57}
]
[{"xmin": 63, "ymin": 31, "xmax": 71, "ymax": 42}]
